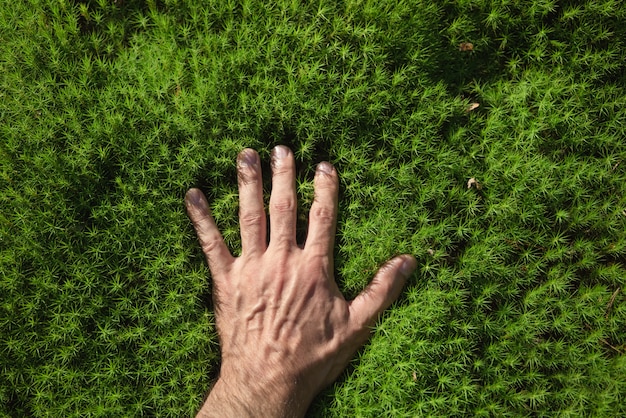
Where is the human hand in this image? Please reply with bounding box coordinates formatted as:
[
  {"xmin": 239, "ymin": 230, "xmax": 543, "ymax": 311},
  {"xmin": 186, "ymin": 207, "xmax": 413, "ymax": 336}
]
[{"xmin": 186, "ymin": 146, "xmax": 417, "ymax": 418}]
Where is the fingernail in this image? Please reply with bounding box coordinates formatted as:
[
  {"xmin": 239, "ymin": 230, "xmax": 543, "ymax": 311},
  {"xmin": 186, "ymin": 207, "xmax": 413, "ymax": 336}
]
[
  {"xmin": 273, "ymin": 145, "xmax": 288, "ymax": 160},
  {"xmin": 400, "ymin": 256, "xmax": 417, "ymax": 278},
  {"xmin": 238, "ymin": 149, "xmax": 258, "ymax": 167},
  {"xmin": 316, "ymin": 162, "xmax": 334, "ymax": 175},
  {"xmin": 186, "ymin": 189, "xmax": 202, "ymax": 207}
]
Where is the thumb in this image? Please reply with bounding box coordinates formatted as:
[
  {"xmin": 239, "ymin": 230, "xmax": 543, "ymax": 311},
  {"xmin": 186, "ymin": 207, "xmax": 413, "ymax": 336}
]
[{"xmin": 348, "ymin": 254, "xmax": 417, "ymax": 331}]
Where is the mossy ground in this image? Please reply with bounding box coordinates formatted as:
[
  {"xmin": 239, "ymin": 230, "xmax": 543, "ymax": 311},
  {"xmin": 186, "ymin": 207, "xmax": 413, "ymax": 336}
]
[{"xmin": 1, "ymin": 0, "xmax": 626, "ymax": 416}]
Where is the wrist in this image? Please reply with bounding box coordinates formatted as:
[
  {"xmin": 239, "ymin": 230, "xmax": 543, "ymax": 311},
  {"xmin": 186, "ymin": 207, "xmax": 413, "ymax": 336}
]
[{"xmin": 197, "ymin": 366, "xmax": 306, "ymax": 418}]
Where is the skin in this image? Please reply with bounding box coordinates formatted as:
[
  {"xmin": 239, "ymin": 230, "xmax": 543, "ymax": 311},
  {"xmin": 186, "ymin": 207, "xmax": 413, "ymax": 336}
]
[{"xmin": 186, "ymin": 145, "xmax": 417, "ymax": 418}]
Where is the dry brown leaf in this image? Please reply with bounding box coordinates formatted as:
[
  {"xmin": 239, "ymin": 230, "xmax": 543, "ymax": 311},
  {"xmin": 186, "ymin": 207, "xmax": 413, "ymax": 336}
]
[
  {"xmin": 459, "ymin": 42, "xmax": 474, "ymax": 52},
  {"xmin": 427, "ymin": 249, "xmax": 435, "ymax": 256},
  {"xmin": 467, "ymin": 102, "xmax": 480, "ymax": 112},
  {"xmin": 467, "ymin": 178, "xmax": 482, "ymax": 190}
]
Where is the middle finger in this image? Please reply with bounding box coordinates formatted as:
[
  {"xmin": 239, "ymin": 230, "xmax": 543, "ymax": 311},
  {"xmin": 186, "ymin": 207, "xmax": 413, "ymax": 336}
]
[
  {"xmin": 269, "ymin": 145, "xmax": 297, "ymax": 250},
  {"xmin": 237, "ymin": 148, "xmax": 266, "ymax": 256}
]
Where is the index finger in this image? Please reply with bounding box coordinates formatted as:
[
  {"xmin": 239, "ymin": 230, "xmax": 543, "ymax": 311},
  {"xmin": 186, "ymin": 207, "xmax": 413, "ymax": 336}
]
[{"xmin": 185, "ymin": 188, "xmax": 235, "ymax": 276}]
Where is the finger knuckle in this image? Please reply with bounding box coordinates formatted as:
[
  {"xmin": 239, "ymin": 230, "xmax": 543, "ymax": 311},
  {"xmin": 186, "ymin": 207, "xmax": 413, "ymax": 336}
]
[
  {"xmin": 310, "ymin": 205, "xmax": 334, "ymax": 223},
  {"xmin": 200, "ymin": 237, "xmax": 221, "ymax": 255},
  {"xmin": 270, "ymin": 198, "xmax": 295, "ymax": 214},
  {"xmin": 316, "ymin": 169, "xmax": 337, "ymax": 182},
  {"xmin": 305, "ymin": 240, "xmax": 327, "ymax": 256},
  {"xmin": 239, "ymin": 211, "xmax": 265, "ymax": 228},
  {"xmin": 237, "ymin": 166, "xmax": 259, "ymax": 186},
  {"xmin": 271, "ymin": 167, "xmax": 292, "ymax": 179},
  {"xmin": 314, "ymin": 176, "xmax": 337, "ymax": 194},
  {"xmin": 269, "ymin": 235, "xmax": 295, "ymax": 252},
  {"xmin": 192, "ymin": 213, "xmax": 214, "ymax": 230}
]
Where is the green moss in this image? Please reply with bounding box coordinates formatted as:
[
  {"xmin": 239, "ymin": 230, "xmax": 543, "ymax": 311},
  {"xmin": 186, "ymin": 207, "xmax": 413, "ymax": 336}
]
[{"xmin": 1, "ymin": 0, "xmax": 625, "ymax": 415}]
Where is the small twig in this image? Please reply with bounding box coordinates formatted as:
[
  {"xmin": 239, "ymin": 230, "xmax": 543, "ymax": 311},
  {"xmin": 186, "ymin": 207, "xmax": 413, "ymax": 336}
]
[
  {"xmin": 605, "ymin": 287, "xmax": 620, "ymax": 318},
  {"xmin": 600, "ymin": 338, "xmax": 623, "ymax": 354}
]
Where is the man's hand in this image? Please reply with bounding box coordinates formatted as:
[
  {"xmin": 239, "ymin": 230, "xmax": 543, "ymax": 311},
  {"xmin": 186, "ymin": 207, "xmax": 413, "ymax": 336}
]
[{"xmin": 186, "ymin": 146, "xmax": 417, "ymax": 418}]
